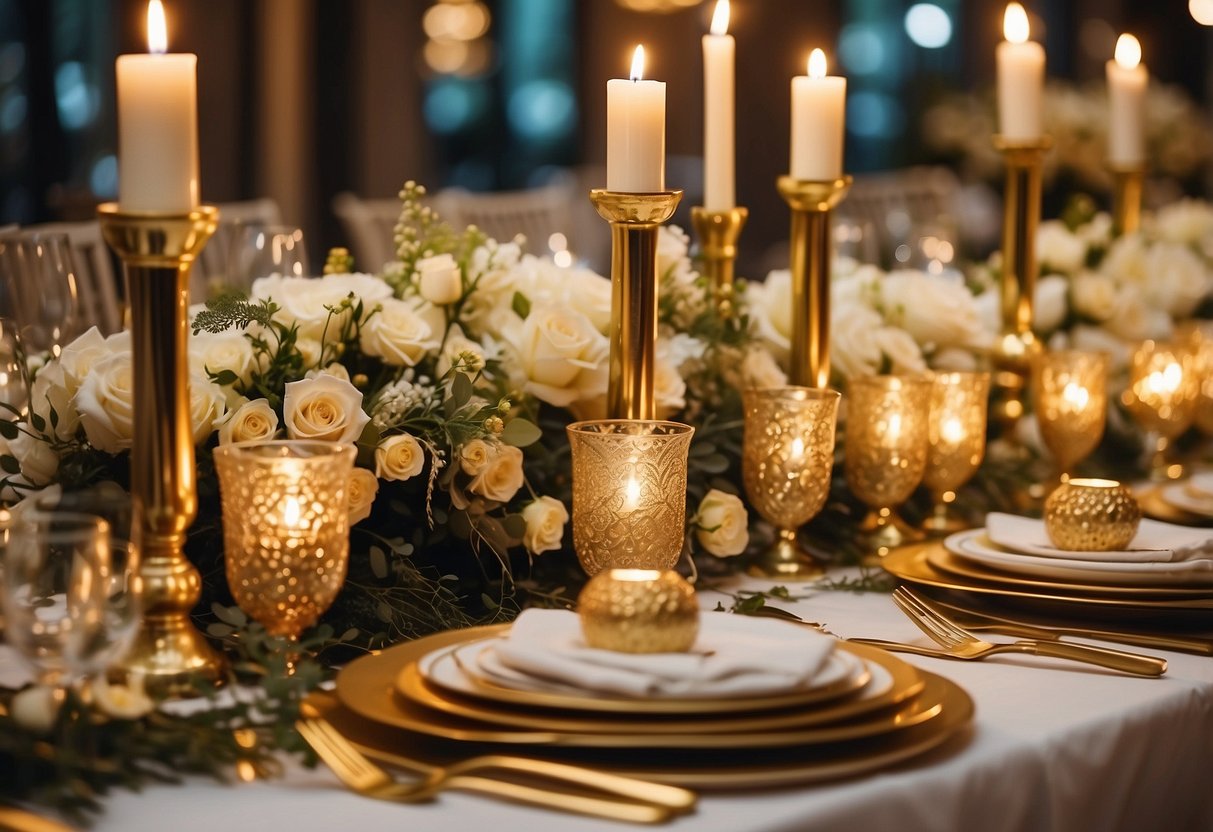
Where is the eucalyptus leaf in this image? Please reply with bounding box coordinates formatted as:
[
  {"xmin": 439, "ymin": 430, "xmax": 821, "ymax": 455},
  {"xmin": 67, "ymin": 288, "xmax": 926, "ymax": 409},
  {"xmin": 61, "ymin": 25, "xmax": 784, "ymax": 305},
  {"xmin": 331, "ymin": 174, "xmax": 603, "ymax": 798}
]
[{"xmin": 500, "ymin": 418, "xmax": 542, "ymax": 447}]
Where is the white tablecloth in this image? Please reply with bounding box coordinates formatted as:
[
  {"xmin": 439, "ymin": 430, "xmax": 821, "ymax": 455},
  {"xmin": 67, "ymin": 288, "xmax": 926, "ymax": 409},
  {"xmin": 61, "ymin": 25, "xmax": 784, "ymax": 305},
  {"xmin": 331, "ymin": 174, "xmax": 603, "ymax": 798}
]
[{"xmin": 18, "ymin": 574, "xmax": 1213, "ymax": 831}]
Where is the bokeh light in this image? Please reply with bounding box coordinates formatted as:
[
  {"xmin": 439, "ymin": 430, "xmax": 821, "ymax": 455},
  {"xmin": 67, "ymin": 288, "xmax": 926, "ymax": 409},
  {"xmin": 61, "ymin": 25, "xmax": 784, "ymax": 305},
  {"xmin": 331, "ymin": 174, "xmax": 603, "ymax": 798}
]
[{"xmin": 904, "ymin": 4, "xmax": 952, "ymax": 49}]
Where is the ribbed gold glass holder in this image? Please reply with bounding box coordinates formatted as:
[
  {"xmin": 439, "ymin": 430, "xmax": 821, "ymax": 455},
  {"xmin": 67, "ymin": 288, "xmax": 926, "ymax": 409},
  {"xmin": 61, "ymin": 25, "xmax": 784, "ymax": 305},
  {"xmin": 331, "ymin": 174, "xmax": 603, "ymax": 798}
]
[
  {"xmin": 990, "ymin": 136, "xmax": 1051, "ymax": 436},
  {"xmin": 1110, "ymin": 163, "xmax": 1145, "ymax": 236},
  {"xmin": 589, "ymin": 190, "xmax": 684, "ymax": 420},
  {"xmin": 97, "ymin": 202, "xmax": 227, "ymax": 697},
  {"xmin": 777, "ymin": 176, "xmax": 852, "ymax": 389},
  {"xmin": 691, "ymin": 206, "xmax": 748, "ymax": 318}
]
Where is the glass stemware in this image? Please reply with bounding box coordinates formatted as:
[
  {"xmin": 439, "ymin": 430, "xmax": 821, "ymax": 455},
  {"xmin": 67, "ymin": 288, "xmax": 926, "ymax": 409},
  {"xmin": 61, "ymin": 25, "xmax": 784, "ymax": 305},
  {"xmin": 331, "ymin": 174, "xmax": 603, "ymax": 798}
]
[
  {"xmin": 922, "ymin": 371, "xmax": 990, "ymax": 534},
  {"xmin": 225, "ymin": 224, "xmax": 309, "ymax": 295},
  {"xmin": 742, "ymin": 387, "xmax": 840, "ymax": 580},
  {"xmin": 1123, "ymin": 339, "xmax": 1199, "ymax": 481},
  {"xmin": 0, "ymin": 232, "xmax": 81, "ymax": 358},
  {"xmin": 1032, "ymin": 350, "xmax": 1108, "ymax": 484}
]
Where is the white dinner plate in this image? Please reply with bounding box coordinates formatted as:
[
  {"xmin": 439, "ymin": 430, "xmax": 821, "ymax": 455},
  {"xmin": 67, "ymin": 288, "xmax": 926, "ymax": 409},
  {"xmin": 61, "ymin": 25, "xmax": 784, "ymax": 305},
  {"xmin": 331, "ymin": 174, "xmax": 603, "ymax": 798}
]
[
  {"xmin": 1162, "ymin": 482, "xmax": 1213, "ymax": 518},
  {"xmin": 985, "ymin": 512, "xmax": 1210, "ymax": 563},
  {"xmin": 1186, "ymin": 472, "xmax": 1213, "ymax": 500}
]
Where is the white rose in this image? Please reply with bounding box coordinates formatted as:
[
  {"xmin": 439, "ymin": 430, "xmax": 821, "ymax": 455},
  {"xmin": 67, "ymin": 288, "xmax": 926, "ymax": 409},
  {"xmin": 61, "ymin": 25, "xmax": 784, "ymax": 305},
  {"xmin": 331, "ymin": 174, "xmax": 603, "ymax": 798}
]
[
  {"xmin": 305, "ymin": 362, "xmax": 351, "ymax": 383},
  {"xmin": 1033, "ymin": 275, "xmax": 1070, "ymax": 334},
  {"xmin": 657, "ymin": 225, "xmax": 692, "ymax": 281},
  {"xmin": 295, "ymin": 338, "xmax": 324, "ymax": 371},
  {"xmin": 1036, "ymin": 220, "xmax": 1087, "ymax": 274},
  {"xmin": 375, "ymin": 433, "xmax": 425, "ymax": 481},
  {"xmin": 460, "ymin": 438, "xmax": 493, "ymax": 476},
  {"xmin": 347, "ymin": 467, "xmax": 379, "ymax": 525},
  {"xmin": 1141, "ymin": 242, "xmax": 1209, "ymax": 318},
  {"xmin": 502, "ymin": 305, "xmax": 608, "ymax": 408},
  {"xmin": 361, "ymin": 298, "xmax": 441, "ymax": 367},
  {"xmin": 1103, "ymin": 284, "xmax": 1156, "ymax": 342},
  {"xmin": 282, "ymin": 375, "xmax": 370, "ymax": 443},
  {"xmin": 190, "ymin": 330, "xmax": 256, "ymax": 386},
  {"xmin": 563, "ymin": 267, "xmax": 613, "ymax": 334},
  {"xmin": 74, "ymin": 350, "xmax": 135, "ymax": 454},
  {"xmin": 10, "ymin": 685, "xmax": 62, "ymax": 733},
  {"xmin": 29, "ymin": 360, "xmax": 77, "ymax": 440},
  {"xmin": 469, "ymin": 443, "xmax": 524, "ymax": 503},
  {"xmin": 1153, "ymin": 199, "xmax": 1213, "ymax": 248},
  {"xmin": 740, "ymin": 346, "xmax": 788, "ymax": 389},
  {"xmin": 218, "ymin": 398, "xmax": 280, "ymax": 445},
  {"xmin": 929, "ymin": 346, "xmax": 979, "ymax": 372},
  {"xmin": 437, "ymin": 325, "xmax": 493, "ymax": 377},
  {"xmin": 874, "ymin": 327, "xmax": 927, "ymax": 375},
  {"xmin": 189, "ymin": 371, "xmax": 230, "ymax": 444},
  {"xmin": 89, "ymin": 675, "xmax": 155, "ymax": 721},
  {"xmin": 251, "ymin": 273, "xmax": 393, "ymax": 341},
  {"xmin": 695, "ymin": 488, "xmax": 749, "ymax": 557},
  {"xmin": 1070, "ymin": 272, "xmax": 1118, "ymax": 322},
  {"xmin": 9, "ymin": 432, "xmax": 59, "ymax": 485},
  {"xmin": 59, "ymin": 326, "xmax": 109, "ymax": 388},
  {"xmin": 521, "ymin": 496, "xmax": 569, "ymax": 555},
  {"xmin": 748, "ymin": 270, "xmax": 794, "ymax": 362},
  {"xmin": 830, "ymin": 303, "xmax": 885, "ymax": 380},
  {"xmin": 879, "ymin": 271, "xmax": 989, "ymax": 350},
  {"xmin": 416, "ymin": 253, "xmax": 463, "ymax": 305}
]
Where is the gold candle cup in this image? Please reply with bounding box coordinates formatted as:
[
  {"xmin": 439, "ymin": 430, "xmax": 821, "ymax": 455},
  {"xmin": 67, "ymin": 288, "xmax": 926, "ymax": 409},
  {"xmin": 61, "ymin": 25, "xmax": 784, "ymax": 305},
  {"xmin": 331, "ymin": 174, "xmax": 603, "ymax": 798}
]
[
  {"xmin": 742, "ymin": 386, "xmax": 841, "ymax": 580},
  {"xmin": 568, "ymin": 420, "xmax": 694, "ymax": 576},
  {"xmin": 578, "ymin": 568, "xmax": 699, "ymax": 654},
  {"xmin": 1123, "ymin": 340, "xmax": 1200, "ymax": 480},
  {"xmin": 1044, "ymin": 478, "xmax": 1142, "ymax": 552},
  {"xmin": 213, "ymin": 440, "xmax": 357, "ymax": 639},
  {"xmin": 1032, "ymin": 350, "xmax": 1109, "ymax": 481},
  {"xmin": 922, "ymin": 371, "xmax": 990, "ymax": 534}
]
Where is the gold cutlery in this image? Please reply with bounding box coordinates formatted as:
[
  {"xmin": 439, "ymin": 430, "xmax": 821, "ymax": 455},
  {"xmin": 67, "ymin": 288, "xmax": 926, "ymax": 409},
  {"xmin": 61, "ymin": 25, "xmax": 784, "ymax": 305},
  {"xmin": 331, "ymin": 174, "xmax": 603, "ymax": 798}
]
[
  {"xmin": 875, "ymin": 587, "xmax": 1167, "ymax": 677},
  {"xmin": 296, "ymin": 715, "xmax": 695, "ymax": 822}
]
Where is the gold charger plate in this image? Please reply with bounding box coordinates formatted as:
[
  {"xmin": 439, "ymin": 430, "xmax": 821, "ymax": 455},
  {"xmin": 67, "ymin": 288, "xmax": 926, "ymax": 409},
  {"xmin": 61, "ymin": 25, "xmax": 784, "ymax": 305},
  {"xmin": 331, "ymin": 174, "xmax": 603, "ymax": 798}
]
[
  {"xmin": 1138, "ymin": 485, "xmax": 1213, "ymax": 527},
  {"xmin": 317, "ymin": 674, "xmax": 974, "ymax": 790}
]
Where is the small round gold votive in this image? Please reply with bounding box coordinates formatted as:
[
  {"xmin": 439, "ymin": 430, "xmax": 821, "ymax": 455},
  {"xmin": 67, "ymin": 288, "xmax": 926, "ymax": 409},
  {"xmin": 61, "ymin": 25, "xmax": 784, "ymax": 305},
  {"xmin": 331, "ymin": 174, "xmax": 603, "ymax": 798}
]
[
  {"xmin": 1044, "ymin": 478, "xmax": 1142, "ymax": 551},
  {"xmin": 577, "ymin": 569, "xmax": 699, "ymax": 654}
]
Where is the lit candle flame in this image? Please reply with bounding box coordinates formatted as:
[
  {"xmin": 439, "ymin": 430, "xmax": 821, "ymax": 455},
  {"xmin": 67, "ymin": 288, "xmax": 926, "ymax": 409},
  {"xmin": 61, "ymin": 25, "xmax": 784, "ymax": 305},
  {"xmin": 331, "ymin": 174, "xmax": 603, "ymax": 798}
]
[
  {"xmin": 1003, "ymin": 2, "xmax": 1029, "ymax": 44},
  {"xmin": 1114, "ymin": 33, "xmax": 1141, "ymax": 70},
  {"xmin": 1062, "ymin": 381, "xmax": 1090, "ymax": 410},
  {"xmin": 283, "ymin": 496, "xmax": 302, "ymax": 528},
  {"xmin": 885, "ymin": 412, "xmax": 903, "ymax": 442},
  {"xmin": 790, "ymin": 437, "xmax": 805, "ymax": 459},
  {"xmin": 147, "ymin": 0, "xmax": 168, "ymax": 54},
  {"xmin": 629, "ymin": 45, "xmax": 645, "ymax": 82},
  {"xmin": 808, "ymin": 47, "xmax": 827, "ymax": 79},
  {"xmin": 941, "ymin": 417, "xmax": 965, "ymax": 445},
  {"xmin": 623, "ymin": 476, "xmax": 641, "ymax": 512},
  {"xmin": 710, "ymin": 0, "xmax": 730, "ymax": 36}
]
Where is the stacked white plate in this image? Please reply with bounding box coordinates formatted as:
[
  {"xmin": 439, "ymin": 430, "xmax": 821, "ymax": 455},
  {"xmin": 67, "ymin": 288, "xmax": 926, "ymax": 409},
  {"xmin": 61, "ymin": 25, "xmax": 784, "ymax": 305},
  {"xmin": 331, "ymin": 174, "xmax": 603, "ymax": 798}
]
[{"xmin": 1157, "ymin": 472, "xmax": 1213, "ymax": 519}]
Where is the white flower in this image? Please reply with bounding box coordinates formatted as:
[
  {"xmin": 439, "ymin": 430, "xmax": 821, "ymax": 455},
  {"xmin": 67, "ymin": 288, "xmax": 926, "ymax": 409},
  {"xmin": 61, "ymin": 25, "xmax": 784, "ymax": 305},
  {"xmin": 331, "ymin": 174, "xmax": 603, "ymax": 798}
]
[
  {"xmin": 501, "ymin": 305, "xmax": 608, "ymax": 408},
  {"xmin": 189, "ymin": 371, "xmax": 230, "ymax": 444},
  {"xmin": 437, "ymin": 325, "xmax": 495, "ymax": 377},
  {"xmin": 218, "ymin": 398, "xmax": 280, "ymax": 445},
  {"xmin": 416, "ymin": 253, "xmax": 463, "ymax": 305},
  {"xmin": 878, "ymin": 271, "xmax": 989, "ymax": 350},
  {"xmin": 1070, "ymin": 272, "xmax": 1118, "ymax": 322},
  {"xmin": 1153, "ymin": 199, "xmax": 1213, "ymax": 251},
  {"xmin": 740, "ymin": 346, "xmax": 788, "ymax": 389},
  {"xmin": 1103, "ymin": 284, "xmax": 1170, "ymax": 342},
  {"xmin": 305, "ymin": 362, "xmax": 351, "ymax": 383},
  {"xmin": 469, "ymin": 443, "xmax": 524, "ymax": 503},
  {"xmin": 1033, "ymin": 275, "xmax": 1070, "ymax": 334},
  {"xmin": 10, "ymin": 685, "xmax": 62, "ymax": 733},
  {"xmin": 563, "ymin": 267, "xmax": 613, "ymax": 334},
  {"xmin": 873, "ymin": 327, "xmax": 928, "ymax": 375},
  {"xmin": 521, "ymin": 496, "xmax": 568, "ymax": 555},
  {"xmin": 9, "ymin": 432, "xmax": 58, "ymax": 485},
  {"xmin": 929, "ymin": 347, "xmax": 979, "ymax": 372},
  {"xmin": 347, "ymin": 467, "xmax": 379, "ymax": 525},
  {"xmin": 189, "ymin": 330, "xmax": 256, "ymax": 386},
  {"xmin": 375, "ymin": 433, "xmax": 425, "ymax": 481},
  {"xmin": 460, "ymin": 438, "xmax": 493, "ymax": 476},
  {"xmin": 831, "ymin": 303, "xmax": 886, "ymax": 380},
  {"xmin": 360, "ymin": 298, "xmax": 441, "ymax": 367},
  {"xmin": 295, "ymin": 338, "xmax": 324, "ymax": 371},
  {"xmin": 251, "ymin": 273, "xmax": 393, "ymax": 341},
  {"xmin": 695, "ymin": 489, "xmax": 749, "ymax": 557},
  {"xmin": 75, "ymin": 350, "xmax": 135, "ymax": 454},
  {"xmin": 89, "ymin": 675, "xmax": 155, "ymax": 721},
  {"xmin": 657, "ymin": 225, "xmax": 693, "ymax": 283},
  {"xmin": 1036, "ymin": 220, "xmax": 1087, "ymax": 274},
  {"xmin": 282, "ymin": 375, "xmax": 370, "ymax": 444},
  {"xmin": 748, "ymin": 270, "xmax": 794, "ymax": 362},
  {"xmin": 1142, "ymin": 242, "xmax": 1209, "ymax": 318}
]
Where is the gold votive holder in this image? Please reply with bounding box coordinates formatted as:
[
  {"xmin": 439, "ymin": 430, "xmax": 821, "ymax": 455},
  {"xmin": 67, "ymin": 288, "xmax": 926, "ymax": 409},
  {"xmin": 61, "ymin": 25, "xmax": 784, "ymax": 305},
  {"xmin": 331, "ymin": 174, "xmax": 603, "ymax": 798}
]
[
  {"xmin": 1177, "ymin": 322, "xmax": 1213, "ymax": 436},
  {"xmin": 567, "ymin": 420, "xmax": 694, "ymax": 576},
  {"xmin": 742, "ymin": 386, "xmax": 840, "ymax": 580},
  {"xmin": 1123, "ymin": 339, "xmax": 1200, "ymax": 480},
  {"xmin": 922, "ymin": 371, "xmax": 990, "ymax": 534},
  {"xmin": 1044, "ymin": 478, "xmax": 1141, "ymax": 551},
  {"xmin": 577, "ymin": 568, "xmax": 699, "ymax": 654},
  {"xmin": 844, "ymin": 374, "xmax": 933, "ymax": 563},
  {"xmin": 213, "ymin": 440, "xmax": 357, "ymax": 640},
  {"xmin": 1032, "ymin": 350, "xmax": 1109, "ymax": 483}
]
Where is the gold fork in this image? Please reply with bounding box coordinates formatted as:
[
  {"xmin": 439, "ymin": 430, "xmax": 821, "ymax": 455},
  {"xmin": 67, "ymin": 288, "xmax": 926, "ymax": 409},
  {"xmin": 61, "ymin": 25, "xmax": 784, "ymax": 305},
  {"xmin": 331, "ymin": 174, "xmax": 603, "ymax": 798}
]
[
  {"xmin": 875, "ymin": 587, "xmax": 1167, "ymax": 677},
  {"xmin": 296, "ymin": 717, "xmax": 692, "ymax": 823}
]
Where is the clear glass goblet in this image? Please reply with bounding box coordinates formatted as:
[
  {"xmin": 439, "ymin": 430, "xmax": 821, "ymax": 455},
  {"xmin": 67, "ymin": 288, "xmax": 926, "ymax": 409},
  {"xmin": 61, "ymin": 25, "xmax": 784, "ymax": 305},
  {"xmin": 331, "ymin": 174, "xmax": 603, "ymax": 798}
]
[
  {"xmin": 0, "ymin": 231, "xmax": 81, "ymax": 357},
  {"xmin": 1123, "ymin": 340, "xmax": 1199, "ymax": 480},
  {"xmin": 1032, "ymin": 350, "xmax": 1108, "ymax": 485},
  {"xmin": 742, "ymin": 387, "xmax": 840, "ymax": 580},
  {"xmin": 226, "ymin": 224, "xmax": 310, "ymax": 294},
  {"xmin": 922, "ymin": 371, "xmax": 990, "ymax": 534}
]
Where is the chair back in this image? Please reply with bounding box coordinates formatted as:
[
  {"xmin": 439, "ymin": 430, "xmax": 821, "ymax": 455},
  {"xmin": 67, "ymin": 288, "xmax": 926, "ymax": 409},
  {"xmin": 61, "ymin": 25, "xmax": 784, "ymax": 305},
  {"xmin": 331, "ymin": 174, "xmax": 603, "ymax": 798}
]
[{"xmin": 431, "ymin": 180, "xmax": 578, "ymax": 256}]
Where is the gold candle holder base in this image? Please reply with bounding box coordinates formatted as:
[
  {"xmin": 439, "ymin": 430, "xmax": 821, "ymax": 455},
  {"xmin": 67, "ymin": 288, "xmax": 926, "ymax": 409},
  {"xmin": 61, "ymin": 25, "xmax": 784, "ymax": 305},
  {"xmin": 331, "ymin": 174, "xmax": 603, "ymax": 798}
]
[
  {"xmin": 922, "ymin": 498, "xmax": 969, "ymax": 536},
  {"xmin": 777, "ymin": 176, "xmax": 852, "ymax": 388},
  {"xmin": 857, "ymin": 509, "xmax": 925, "ymax": 568},
  {"xmin": 746, "ymin": 529, "xmax": 824, "ymax": 581},
  {"xmin": 990, "ymin": 136, "xmax": 1051, "ymax": 437},
  {"xmin": 98, "ymin": 203, "xmax": 228, "ymax": 697},
  {"xmin": 1110, "ymin": 163, "xmax": 1146, "ymax": 236},
  {"xmin": 590, "ymin": 190, "xmax": 684, "ymax": 420},
  {"xmin": 691, "ymin": 206, "xmax": 748, "ymax": 318}
]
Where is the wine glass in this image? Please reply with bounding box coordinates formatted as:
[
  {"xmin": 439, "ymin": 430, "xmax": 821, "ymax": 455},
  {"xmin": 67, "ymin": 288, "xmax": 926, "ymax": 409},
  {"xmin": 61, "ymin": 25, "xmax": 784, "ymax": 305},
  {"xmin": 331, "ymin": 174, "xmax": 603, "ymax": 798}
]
[
  {"xmin": 0, "ymin": 232, "xmax": 81, "ymax": 358},
  {"xmin": 922, "ymin": 371, "xmax": 990, "ymax": 534},
  {"xmin": 225, "ymin": 224, "xmax": 309, "ymax": 294},
  {"xmin": 1032, "ymin": 350, "xmax": 1108, "ymax": 485},
  {"xmin": 1122, "ymin": 340, "xmax": 1199, "ymax": 481}
]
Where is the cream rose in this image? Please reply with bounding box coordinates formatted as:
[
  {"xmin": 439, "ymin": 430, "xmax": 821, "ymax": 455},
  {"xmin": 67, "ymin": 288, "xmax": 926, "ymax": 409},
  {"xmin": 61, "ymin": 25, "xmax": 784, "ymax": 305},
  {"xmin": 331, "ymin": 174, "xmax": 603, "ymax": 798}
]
[
  {"xmin": 74, "ymin": 350, "xmax": 135, "ymax": 454},
  {"xmin": 695, "ymin": 489, "xmax": 749, "ymax": 557},
  {"xmin": 879, "ymin": 271, "xmax": 989, "ymax": 350},
  {"xmin": 282, "ymin": 375, "xmax": 370, "ymax": 443},
  {"xmin": 1033, "ymin": 275, "xmax": 1070, "ymax": 334},
  {"xmin": 218, "ymin": 398, "xmax": 280, "ymax": 445},
  {"xmin": 503, "ymin": 305, "xmax": 608, "ymax": 407},
  {"xmin": 89, "ymin": 675, "xmax": 155, "ymax": 721},
  {"xmin": 437, "ymin": 325, "xmax": 491, "ymax": 377},
  {"xmin": 469, "ymin": 443, "xmax": 524, "ymax": 503},
  {"xmin": 748, "ymin": 270, "xmax": 794, "ymax": 361},
  {"xmin": 189, "ymin": 330, "xmax": 256, "ymax": 386},
  {"xmin": 189, "ymin": 371, "xmax": 230, "ymax": 444},
  {"xmin": 251, "ymin": 273, "xmax": 393, "ymax": 341},
  {"xmin": 361, "ymin": 298, "xmax": 441, "ymax": 367},
  {"xmin": 460, "ymin": 438, "xmax": 492, "ymax": 476},
  {"xmin": 521, "ymin": 496, "xmax": 569, "ymax": 555},
  {"xmin": 416, "ymin": 253, "xmax": 463, "ymax": 305},
  {"xmin": 305, "ymin": 362, "xmax": 351, "ymax": 383},
  {"xmin": 347, "ymin": 467, "xmax": 379, "ymax": 525},
  {"xmin": 1036, "ymin": 220, "xmax": 1087, "ymax": 275},
  {"xmin": 10, "ymin": 685, "xmax": 62, "ymax": 733},
  {"xmin": 9, "ymin": 432, "xmax": 59, "ymax": 485},
  {"xmin": 740, "ymin": 346, "xmax": 788, "ymax": 389},
  {"xmin": 830, "ymin": 303, "xmax": 885, "ymax": 380},
  {"xmin": 375, "ymin": 433, "xmax": 425, "ymax": 481},
  {"xmin": 1070, "ymin": 272, "xmax": 1118, "ymax": 322}
]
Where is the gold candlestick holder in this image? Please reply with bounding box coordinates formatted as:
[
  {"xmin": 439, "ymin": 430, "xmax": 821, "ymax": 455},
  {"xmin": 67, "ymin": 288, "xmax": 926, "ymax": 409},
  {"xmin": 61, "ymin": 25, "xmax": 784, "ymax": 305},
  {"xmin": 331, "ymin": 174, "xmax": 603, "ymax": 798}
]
[
  {"xmin": 590, "ymin": 189, "xmax": 683, "ymax": 420},
  {"xmin": 98, "ymin": 202, "xmax": 227, "ymax": 697},
  {"xmin": 1110, "ymin": 163, "xmax": 1145, "ymax": 236},
  {"xmin": 691, "ymin": 206, "xmax": 748, "ymax": 318},
  {"xmin": 777, "ymin": 176, "xmax": 852, "ymax": 389},
  {"xmin": 990, "ymin": 136, "xmax": 1051, "ymax": 437}
]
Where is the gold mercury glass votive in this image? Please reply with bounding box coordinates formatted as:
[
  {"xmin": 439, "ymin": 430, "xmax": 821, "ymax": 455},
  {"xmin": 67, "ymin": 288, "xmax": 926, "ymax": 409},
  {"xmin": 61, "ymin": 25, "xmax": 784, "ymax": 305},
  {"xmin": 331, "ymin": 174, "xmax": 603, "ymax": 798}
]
[
  {"xmin": 1177, "ymin": 322, "xmax": 1213, "ymax": 436},
  {"xmin": 567, "ymin": 420, "xmax": 694, "ymax": 576},
  {"xmin": 213, "ymin": 440, "xmax": 357, "ymax": 639},
  {"xmin": 1032, "ymin": 350, "xmax": 1109, "ymax": 483},
  {"xmin": 922, "ymin": 371, "xmax": 990, "ymax": 534},
  {"xmin": 1044, "ymin": 478, "xmax": 1142, "ymax": 551},
  {"xmin": 844, "ymin": 374, "xmax": 933, "ymax": 561},
  {"xmin": 1123, "ymin": 340, "xmax": 1200, "ymax": 480},
  {"xmin": 742, "ymin": 386, "xmax": 841, "ymax": 580},
  {"xmin": 578, "ymin": 569, "xmax": 699, "ymax": 654}
]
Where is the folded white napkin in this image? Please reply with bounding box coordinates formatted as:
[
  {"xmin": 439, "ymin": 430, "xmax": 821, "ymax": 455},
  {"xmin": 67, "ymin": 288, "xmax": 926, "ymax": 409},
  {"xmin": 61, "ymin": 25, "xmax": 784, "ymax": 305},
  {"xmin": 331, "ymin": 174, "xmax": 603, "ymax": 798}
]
[
  {"xmin": 492, "ymin": 608, "xmax": 836, "ymax": 699},
  {"xmin": 986, "ymin": 512, "xmax": 1213, "ymax": 563}
]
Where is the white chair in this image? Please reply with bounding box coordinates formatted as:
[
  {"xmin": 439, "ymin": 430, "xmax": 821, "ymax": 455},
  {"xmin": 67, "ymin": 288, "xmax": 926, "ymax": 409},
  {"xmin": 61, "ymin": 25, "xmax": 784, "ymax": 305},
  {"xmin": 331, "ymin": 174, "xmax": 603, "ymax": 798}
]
[
  {"xmin": 331, "ymin": 192, "xmax": 403, "ymax": 275},
  {"xmin": 24, "ymin": 220, "xmax": 123, "ymax": 335},
  {"xmin": 430, "ymin": 178, "xmax": 579, "ymax": 256}
]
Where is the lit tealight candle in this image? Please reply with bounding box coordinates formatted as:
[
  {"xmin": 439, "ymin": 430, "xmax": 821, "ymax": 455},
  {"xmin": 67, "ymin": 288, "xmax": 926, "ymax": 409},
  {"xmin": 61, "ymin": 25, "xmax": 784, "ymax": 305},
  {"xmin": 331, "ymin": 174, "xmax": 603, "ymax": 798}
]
[
  {"xmin": 996, "ymin": 2, "xmax": 1045, "ymax": 140},
  {"xmin": 940, "ymin": 417, "xmax": 965, "ymax": 446},
  {"xmin": 702, "ymin": 0, "xmax": 735, "ymax": 210},
  {"xmin": 790, "ymin": 48, "xmax": 846, "ymax": 180},
  {"xmin": 607, "ymin": 45, "xmax": 666, "ymax": 192},
  {"xmin": 116, "ymin": 0, "xmax": 200, "ymax": 212},
  {"xmin": 1107, "ymin": 34, "xmax": 1147, "ymax": 166}
]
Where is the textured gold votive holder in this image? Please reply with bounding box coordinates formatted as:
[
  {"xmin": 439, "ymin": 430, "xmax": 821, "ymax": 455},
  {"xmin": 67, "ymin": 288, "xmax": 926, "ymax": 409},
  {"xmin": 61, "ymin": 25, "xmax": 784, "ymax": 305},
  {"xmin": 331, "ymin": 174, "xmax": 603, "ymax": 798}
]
[
  {"xmin": 1110, "ymin": 163, "xmax": 1146, "ymax": 236},
  {"xmin": 691, "ymin": 206, "xmax": 748, "ymax": 318},
  {"xmin": 1178, "ymin": 323, "xmax": 1213, "ymax": 436},
  {"xmin": 578, "ymin": 568, "xmax": 699, "ymax": 654},
  {"xmin": 1044, "ymin": 478, "xmax": 1141, "ymax": 551},
  {"xmin": 1123, "ymin": 339, "xmax": 1200, "ymax": 481},
  {"xmin": 923, "ymin": 371, "xmax": 990, "ymax": 534},
  {"xmin": 213, "ymin": 440, "xmax": 357, "ymax": 639},
  {"xmin": 1032, "ymin": 350, "xmax": 1109, "ymax": 483},
  {"xmin": 567, "ymin": 420, "xmax": 694, "ymax": 576}
]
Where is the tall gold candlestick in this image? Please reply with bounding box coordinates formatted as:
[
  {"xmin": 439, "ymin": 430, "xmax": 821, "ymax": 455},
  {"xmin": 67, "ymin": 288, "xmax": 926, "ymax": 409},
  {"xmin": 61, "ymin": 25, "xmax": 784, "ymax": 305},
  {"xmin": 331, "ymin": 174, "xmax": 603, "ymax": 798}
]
[
  {"xmin": 590, "ymin": 189, "xmax": 683, "ymax": 420},
  {"xmin": 777, "ymin": 176, "xmax": 852, "ymax": 389},
  {"xmin": 98, "ymin": 202, "xmax": 227, "ymax": 696},
  {"xmin": 691, "ymin": 206, "xmax": 748, "ymax": 317},
  {"xmin": 990, "ymin": 135, "xmax": 1051, "ymax": 435},
  {"xmin": 1110, "ymin": 163, "xmax": 1145, "ymax": 236}
]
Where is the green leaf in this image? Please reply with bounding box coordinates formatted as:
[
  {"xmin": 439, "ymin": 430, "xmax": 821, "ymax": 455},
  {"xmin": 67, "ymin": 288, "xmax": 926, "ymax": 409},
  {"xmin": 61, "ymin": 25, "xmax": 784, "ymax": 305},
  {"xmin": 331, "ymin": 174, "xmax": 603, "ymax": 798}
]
[
  {"xmin": 451, "ymin": 372, "xmax": 473, "ymax": 408},
  {"xmin": 733, "ymin": 595, "xmax": 766, "ymax": 614},
  {"xmin": 0, "ymin": 455, "xmax": 19, "ymax": 475},
  {"xmin": 369, "ymin": 546, "xmax": 388, "ymax": 579},
  {"xmin": 212, "ymin": 603, "xmax": 247, "ymax": 626},
  {"xmin": 499, "ymin": 418, "xmax": 542, "ymax": 448},
  {"xmin": 501, "ymin": 513, "xmax": 527, "ymax": 539},
  {"xmin": 209, "ymin": 368, "xmax": 240, "ymax": 387},
  {"xmin": 511, "ymin": 291, "xmax": 531, "ymax": 319},
  {"xmin": 29, "ymin": 411, "xmax": 45, "ymax": 433},
  {"xmin": 481, "ymin": 592, "xmax": 500, "ymax": 611},
  {"xmin": 695, "ymin": 453, "xmax": 730, "ymax": 474},
  {"xmin": 206, "ymin": 622, "xmax": 236, "ymax": 637},
  {"xmin": 0, "ymin": 420, "xmax": 18, "ymax": 440}
]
